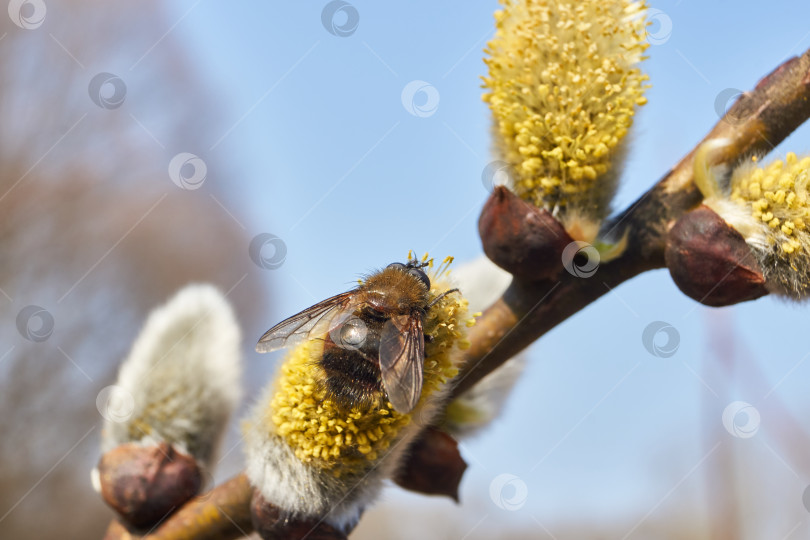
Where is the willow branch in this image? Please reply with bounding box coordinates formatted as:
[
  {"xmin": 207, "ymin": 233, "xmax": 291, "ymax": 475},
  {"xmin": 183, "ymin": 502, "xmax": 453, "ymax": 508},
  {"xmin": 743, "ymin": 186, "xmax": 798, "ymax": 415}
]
[
  {"xmin": 452, "ymin": 47, "xmax": 810, "ymax": 396},
  {"xmin": 103, "ymin": 474, "xmax": 252, "ymax": 540}
]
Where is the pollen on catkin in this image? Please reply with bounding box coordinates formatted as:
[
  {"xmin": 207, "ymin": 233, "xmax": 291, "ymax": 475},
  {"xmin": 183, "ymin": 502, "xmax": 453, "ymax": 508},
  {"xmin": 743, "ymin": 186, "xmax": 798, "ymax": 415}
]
[
  {"xmin": 482, "ymin": 0, "xmax": 649, "ymax": 226},
  {"xmin": 703, "ymin": 152, "xmax": 810, "ymax": 298},
  {"xmin": 263, "ymin": 256, "xmax": 469, "ymax": 478}
]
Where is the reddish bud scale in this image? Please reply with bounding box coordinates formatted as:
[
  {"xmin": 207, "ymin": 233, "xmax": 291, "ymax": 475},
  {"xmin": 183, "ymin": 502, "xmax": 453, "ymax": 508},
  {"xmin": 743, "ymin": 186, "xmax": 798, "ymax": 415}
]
[
  {"xmin": 250, "ymin": 490, "xmax": 349, "ymax": 540},
  {"xmin": 96, "ymin": 442, "xmax": 202, "ymax": 529},
  {"xmin": 665, "ymin": 205, "xmax": 768, "ymax": 307},
  {"xmin": 479, "ymin": 186, "xmax": 572, "ymax": 280},
  {"xmin": 394, "ymin": 427, "xmax": 467, "ymax": 502}
]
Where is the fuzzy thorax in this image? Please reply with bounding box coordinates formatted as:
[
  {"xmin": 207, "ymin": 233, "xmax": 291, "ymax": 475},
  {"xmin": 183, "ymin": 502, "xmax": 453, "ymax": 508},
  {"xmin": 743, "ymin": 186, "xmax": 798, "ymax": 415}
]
[
  {"xmin": 482, "ymin": 0, "xmax": 649, "ymax": 226},
  {"xmin": 702, "ymin": 152, "xmax": 810, "ymax": 298},
  {"xmin": 244, "ymin": 258, "xmax": 472, "ymax": 525}
]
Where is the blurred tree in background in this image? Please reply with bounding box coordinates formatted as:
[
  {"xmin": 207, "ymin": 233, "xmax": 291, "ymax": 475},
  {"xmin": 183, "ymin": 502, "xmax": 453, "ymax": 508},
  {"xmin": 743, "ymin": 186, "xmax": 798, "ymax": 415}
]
[{"xmin": 0, "ymin": 2, "xmax": 262, "ymax": 538}]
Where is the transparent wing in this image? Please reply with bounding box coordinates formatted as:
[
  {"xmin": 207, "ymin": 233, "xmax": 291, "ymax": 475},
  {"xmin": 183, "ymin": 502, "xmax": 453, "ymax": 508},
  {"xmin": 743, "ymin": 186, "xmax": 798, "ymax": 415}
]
[
  {"xmin": 255, "ymin": 290, "xmax": 359, "ymax": 353},
  {"xmin": 379, "ymin": 313, "xmax": 424, "ymax": 413}
]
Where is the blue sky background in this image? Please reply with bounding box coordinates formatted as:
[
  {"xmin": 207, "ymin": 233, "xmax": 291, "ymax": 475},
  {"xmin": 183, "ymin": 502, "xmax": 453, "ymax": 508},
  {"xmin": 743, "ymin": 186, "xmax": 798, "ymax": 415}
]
[{"xmin": 156, "ymin": 1, "xmax": 810, "ymax": 536}]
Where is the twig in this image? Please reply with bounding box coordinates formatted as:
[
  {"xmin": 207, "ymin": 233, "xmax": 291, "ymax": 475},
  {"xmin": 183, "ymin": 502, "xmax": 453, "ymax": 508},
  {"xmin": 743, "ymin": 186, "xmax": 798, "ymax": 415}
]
[{"xmin": 104, "ymin": 474, "xmax": 252, "ymax": 540}]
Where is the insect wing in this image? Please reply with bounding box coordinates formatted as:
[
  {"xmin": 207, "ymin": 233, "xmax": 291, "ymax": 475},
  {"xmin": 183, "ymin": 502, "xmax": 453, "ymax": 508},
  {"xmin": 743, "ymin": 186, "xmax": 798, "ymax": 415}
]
[
  {"xmin": 255, "ymin": 290, "xmax": 359, "ymax": 353},
  {"xmin": 379, "ymin": 313, "xmax": 424, "ymax": 413}
]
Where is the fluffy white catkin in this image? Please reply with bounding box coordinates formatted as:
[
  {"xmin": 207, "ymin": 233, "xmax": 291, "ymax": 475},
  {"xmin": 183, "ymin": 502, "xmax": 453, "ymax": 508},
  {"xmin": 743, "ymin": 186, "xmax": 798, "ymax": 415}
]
[{"xmin": 100, "ymin": 284, "xmax": 242, "ymax": 468}]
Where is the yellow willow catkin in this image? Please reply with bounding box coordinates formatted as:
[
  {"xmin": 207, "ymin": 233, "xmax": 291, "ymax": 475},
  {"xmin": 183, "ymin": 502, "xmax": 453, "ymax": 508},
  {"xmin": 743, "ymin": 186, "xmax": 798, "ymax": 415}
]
[
  {"xmin": 704, "ymin": 153, "xmax": 810, "ymax": 298},
  {"xmin": 251, "ymin": 256, "xmax": 472, "ymax": 478},
  {"xmin": 482, "ymin": 0, "xmax": 650, "ymax": 224}
]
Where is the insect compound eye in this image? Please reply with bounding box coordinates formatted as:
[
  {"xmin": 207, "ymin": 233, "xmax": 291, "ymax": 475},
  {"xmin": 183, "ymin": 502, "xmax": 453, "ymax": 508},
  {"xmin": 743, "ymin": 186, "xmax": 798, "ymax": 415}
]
[
  {"xmin": 386, "ymin": 262, "xmax": 407, "ymax": 272},
  {"xmin": 408, "ymin": 268, "xmax": 431, "ymax": 290},
  {"xmin": 335, "ymin": 317, "xmax": 367, "ymax": 350}
]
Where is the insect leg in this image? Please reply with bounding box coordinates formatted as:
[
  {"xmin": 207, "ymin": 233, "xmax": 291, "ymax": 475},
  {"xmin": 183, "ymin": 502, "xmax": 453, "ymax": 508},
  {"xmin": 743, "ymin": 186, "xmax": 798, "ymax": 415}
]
[{"xmin": 427, "ymin": 288, "xmax": 459, "ymax": 309}]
